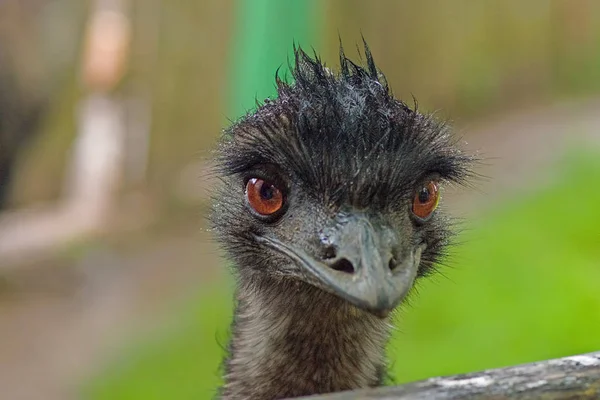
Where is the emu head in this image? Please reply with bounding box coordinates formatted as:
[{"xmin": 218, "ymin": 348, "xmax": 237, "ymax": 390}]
[{"xmin": 211, "ymin": 43, "xmax": 472, "ymax": 317}]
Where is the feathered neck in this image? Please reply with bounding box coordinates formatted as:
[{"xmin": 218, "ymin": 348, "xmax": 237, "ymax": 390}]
[{"xmin": 220, "ymin": 274, "xmax": 392, "ymax": 400}]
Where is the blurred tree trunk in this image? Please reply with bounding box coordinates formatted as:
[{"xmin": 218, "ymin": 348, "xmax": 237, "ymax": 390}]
[
  {"xmin": 0, "ymin": 57, "xmax": 46, "ymax": 208},
  {"xmin": 0, "ymin": 0, "xmax": 86, "ymax": 208}
]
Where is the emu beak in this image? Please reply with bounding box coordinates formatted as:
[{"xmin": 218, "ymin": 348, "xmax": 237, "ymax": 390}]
[
  {"xmin": 316, "ymin": 215, "xmax": 421, "ymax": 318},
  {"xmin": 256, "ymin": 215, "xmax": 422, "ymax": 318}
]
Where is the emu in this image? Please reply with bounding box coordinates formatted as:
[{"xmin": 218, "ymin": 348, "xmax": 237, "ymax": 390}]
[{"xmin": 211, "ymin": 42, "xmax": 473, "ymax": 400}]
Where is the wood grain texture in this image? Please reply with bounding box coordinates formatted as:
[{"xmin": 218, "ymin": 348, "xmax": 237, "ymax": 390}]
[{"xmin": 301, "ymin": 352, "xmax": 600, "ymax": 400}]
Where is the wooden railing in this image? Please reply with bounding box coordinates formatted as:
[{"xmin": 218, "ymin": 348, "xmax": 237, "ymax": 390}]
[{"xmin": 304, "ymin": 351, "xmax": 600, "ymax": 399}]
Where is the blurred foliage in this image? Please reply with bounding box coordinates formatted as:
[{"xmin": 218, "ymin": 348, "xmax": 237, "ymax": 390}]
[
  {"xmin": 82, "ymin": 150, "xmax": 600, "ymax": 399},
  {"xmin": 323, "ymin": 1, "xmax": 600, "ymax": 118},
  {"xmin": 9, "ymin": 0, "xmax": 234, "ymax": 206},
  {"xmin": 0, "ymin": 0, "xmax": 84, "ymax": 207}
]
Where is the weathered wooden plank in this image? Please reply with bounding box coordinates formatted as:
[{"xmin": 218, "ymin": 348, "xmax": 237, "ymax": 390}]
[{"xmin": 302, "ymin": 352, "xmax": 600, "ymax": 400}]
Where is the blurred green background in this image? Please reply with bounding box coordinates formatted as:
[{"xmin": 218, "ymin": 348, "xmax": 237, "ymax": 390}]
[{"xmin": 0, "ymin": 1, "xmax": 598, "ymax": 399}]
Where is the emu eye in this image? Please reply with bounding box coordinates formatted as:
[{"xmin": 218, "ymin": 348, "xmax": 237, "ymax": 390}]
[
  {"xmin": 412, "ymin": 181, "xmax": 440, "ymax": 219},
  {"xmin": 246, "ymin": 178, "xmax": 284, "ymax": 216}
]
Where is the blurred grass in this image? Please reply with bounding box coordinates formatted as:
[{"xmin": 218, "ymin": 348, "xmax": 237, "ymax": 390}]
[
  {"xmin": 82, "ymin": 284, "xmax": 233, "ymax": 400},
  {"xmin": 389, "ymin": 149, "xmax": 600, "ymax": 380},
  {"xmin": 83, "ymin": 150, "xmax": 600, "ymax": 399}
]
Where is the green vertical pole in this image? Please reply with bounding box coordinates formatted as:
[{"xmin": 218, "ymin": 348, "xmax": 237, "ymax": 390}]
[{"xmin": 227, "ymin": 0, "xmax": 320, "ymax": 120}]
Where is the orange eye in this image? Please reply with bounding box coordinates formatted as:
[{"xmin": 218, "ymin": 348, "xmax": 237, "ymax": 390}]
[
  {"xmin": 412, "ymin": 181, "xmax": 440, "ymax": 219},
  {"xmin": 246, "ymin": 178, "xmax": 284, "ymax": 216}
]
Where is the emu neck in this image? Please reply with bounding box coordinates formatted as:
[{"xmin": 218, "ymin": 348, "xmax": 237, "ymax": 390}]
[{"xmin": 221, "ymin": 275, "xmax": 392, "ymax": 400}]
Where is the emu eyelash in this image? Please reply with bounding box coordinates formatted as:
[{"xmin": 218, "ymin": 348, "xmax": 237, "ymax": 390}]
[{"xmin": 241, "ymin": 165, "xmax": 289, "ymax": 191}]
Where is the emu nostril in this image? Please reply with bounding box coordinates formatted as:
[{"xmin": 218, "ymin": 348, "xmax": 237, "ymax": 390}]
[
  {"xmin": 329, "ymin": 258, "xmax": 355, "ymax": 274},
  {"xmin": 388, "ymin": 256, "xmax": 398, "ymax": 271},
  {"xmin": 322, "ymin": 246, "xmax": 337, "ymax": 260}
]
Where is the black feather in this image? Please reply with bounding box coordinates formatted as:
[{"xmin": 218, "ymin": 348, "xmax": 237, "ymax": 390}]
[{"xmin": 218, "ymin": 42, "xmax": 473, "ymax": 211}]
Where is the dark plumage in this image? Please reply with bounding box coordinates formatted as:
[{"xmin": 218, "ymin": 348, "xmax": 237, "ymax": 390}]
[{"xmin": 210, "ymin": 42, "xmax": 473, "ymax": 400}]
